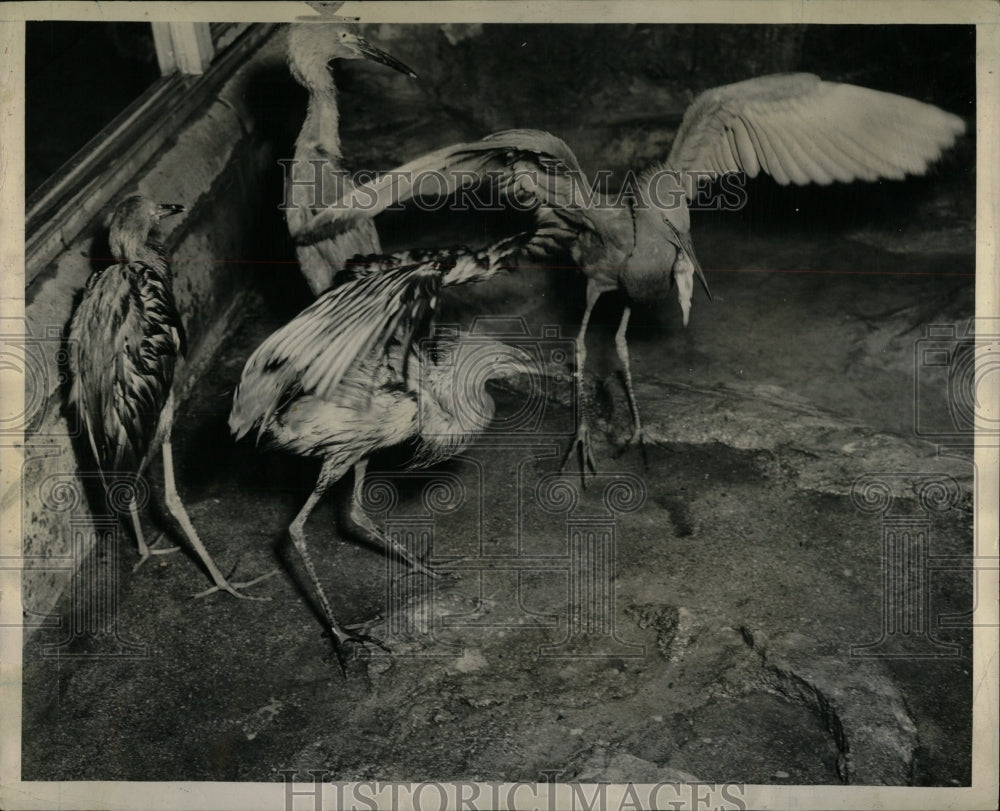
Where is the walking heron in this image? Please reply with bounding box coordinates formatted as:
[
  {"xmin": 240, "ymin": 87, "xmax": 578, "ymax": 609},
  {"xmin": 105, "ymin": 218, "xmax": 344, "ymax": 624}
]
[
  {"xmin": 284, "ymin": 22, "xmax": 417, "ymax": 295},
  {"xmin": 229, "ymin": 230, "xmax": 554, "ymax": 663},
  {"xmin": 68, "ymin": 195, "xmax": 274, "ymax": 598},
  {"xmin": 304, "ymin": 73, "xmax": 966, "ymax": 477}
]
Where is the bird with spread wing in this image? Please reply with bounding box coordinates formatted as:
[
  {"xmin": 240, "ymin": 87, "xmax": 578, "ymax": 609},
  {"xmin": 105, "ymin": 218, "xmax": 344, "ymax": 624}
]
[
  {"xmin": 301, "ymin": 72, "xmax": 966, "ymax": 478},
  {"xmin": 229, "ymin": 229, "xmax": 562, "ymax": 665}
]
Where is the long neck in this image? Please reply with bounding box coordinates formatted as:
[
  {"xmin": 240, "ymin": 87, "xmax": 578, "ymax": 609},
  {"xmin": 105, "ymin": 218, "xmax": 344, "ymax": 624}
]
[
  {"xmin": 111, "ymin": 230, "xmax": 166, "ymax": 271},
  {"xmin": 412, "ymin": 359, "xmax": 495, "ymax": 467},
  {"xmin": 295, "ymin": 81, "xmax": 342, "ymax": 166},
  {"xmin": 288, "ymin": 81, "xmax": 342, "ymax": 231}
]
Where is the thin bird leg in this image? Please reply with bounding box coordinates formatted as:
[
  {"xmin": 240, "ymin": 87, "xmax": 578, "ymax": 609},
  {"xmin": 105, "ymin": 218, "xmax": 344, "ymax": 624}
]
[
  {"xmin": 345, "ymin": 459, "xmax": 437, "ymax": 578},
  {"xmin": 560, "ymin": 280, "xmax": 602, "ymax": 483},
  {"xmin": 128, "ymin": 497, "xmax": 180, "ymax": 573},
  {"xmin": 151, "ymin": 393, "xmax": 276, "ymax": 600},
  {"xmin": 289, "ymin": 457, "xmax": 385, "ymax": 671},
  {"xmin": 614, "ymin": 306, "xmax": 649, "ymax": 468}
]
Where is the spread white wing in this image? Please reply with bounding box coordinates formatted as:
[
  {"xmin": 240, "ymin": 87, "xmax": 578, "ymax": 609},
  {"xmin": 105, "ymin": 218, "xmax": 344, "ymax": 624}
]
[{"xmin": 664, "ymin": 73, "xmax": 965, "ymax": 187}]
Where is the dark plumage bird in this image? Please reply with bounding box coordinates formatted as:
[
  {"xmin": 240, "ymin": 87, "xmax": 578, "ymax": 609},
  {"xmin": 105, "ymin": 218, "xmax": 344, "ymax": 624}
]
[
  {"xmin": 308, "ymin": 73, "xmax": 966, "ymax": 477},
  {"xmin": 68, "ymin": 195, "xmax": 273, "ymax": 598},
  {"xmin": 229, "ymin": 232, "xmax": 544, "ymax": 661}
]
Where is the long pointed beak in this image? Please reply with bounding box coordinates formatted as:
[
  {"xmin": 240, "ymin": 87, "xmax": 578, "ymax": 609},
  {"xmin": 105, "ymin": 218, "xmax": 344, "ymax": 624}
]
[
  {"xmin": 156, "ymin": 203, "xmax": 185, "ymax": 219},
  {"xmin": 696, "ymin": 265, "xmax": 712, "ymax": 300},
  {"xmin": 673, "ymin": 228, "xmax": 711, "ymax": 302},
  {"xmin": 356, "ymin": 38, "xmax": 417, "ymax": 78}
]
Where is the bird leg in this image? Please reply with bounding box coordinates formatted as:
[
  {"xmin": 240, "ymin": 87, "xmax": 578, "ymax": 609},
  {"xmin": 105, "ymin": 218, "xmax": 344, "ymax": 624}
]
[
  {"xmin": 614, "ymin": 306, "xmax": 649, "ymax": 468},
  {"xmin": 345, "ymin": 459, "xmax": 437, "ymax": 578},
  {"xmin": 128, "ymin": 497, "xmax": 180, "ymax": 572},
  {"xmin": 151, "ymin": 394, "xmax": 276, "ymax": 600},
  {"xmin": 559, "ymin": 281, "xmax": 602, "ymax": 484},
  {"xmin": 289, "ymin": 458, "xmax": 386, "ymax": 673}
]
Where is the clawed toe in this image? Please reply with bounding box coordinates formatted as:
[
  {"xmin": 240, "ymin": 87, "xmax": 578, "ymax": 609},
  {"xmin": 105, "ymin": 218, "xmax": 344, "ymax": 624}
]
[
  {"xmin": 329, "ymin": 624, "xmax": 390, "ymax": 675},
  {"xmin": 559, "ymin": 425, "xmax": 598, "ymax": 486},
  {"xmin": 192, "ymin": 568, "xmax": 280, "ymax": 600}
]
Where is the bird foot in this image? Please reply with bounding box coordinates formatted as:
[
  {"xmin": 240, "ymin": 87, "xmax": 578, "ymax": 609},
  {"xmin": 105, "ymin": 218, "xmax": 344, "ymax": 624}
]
[
  {"xmin": 348, "ymin": 507, "xmax": 439, "ymax": 579},
  {"xmin": 559, "ymin": 423, "xmax": 598, "ymax": 487},
  {"xmin": 132, "ymin": 536, "xmax": 181, "ymax": 572},
  {"xmin": 329, "ymin": 622, "xmax": 391, "ymax": 677},
  {"xmin": 192, "ymin": 568, "xmax": 281, "ymax": 601},
  {"xmin": 615, "ymin": 426, "xmax": 651, "ymax": 469}
]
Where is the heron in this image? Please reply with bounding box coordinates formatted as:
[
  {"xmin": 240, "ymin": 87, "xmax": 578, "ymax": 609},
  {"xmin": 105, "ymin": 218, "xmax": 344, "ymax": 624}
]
[
  {"xmin": 284, "ymin": 22, "xmax": 418, "ymax": 295},
  {"xmin": 229, "ymin": 230, "xmax": 552, "ymax": 664},
  {"xmin": 68, "ymin": 195, "xmax": 275, "ymax": 598},
  {"xmin": 305, "ymin": 73, "xmax": 967, "ymax": 478}
]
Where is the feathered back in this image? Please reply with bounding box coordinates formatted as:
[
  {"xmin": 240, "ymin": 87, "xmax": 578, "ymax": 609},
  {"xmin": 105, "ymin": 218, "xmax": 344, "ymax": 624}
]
[
  {"xmin": 68, "ymin": 196, "xmax": 185, "ymax": 477},
  {"xmin": 68, "ymin": 252, "xmax": 184, "ymax": 476}
]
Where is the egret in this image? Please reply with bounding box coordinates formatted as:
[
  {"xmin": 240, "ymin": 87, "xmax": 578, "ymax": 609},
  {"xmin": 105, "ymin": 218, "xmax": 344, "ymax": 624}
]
[
  {"xmin": 229, "ymin": 231, "xmax": 552, "ymax": 664},
  {"xmin": 284, "ymin": 23, "xmax": 417, "ymax": 295},
  {"xmin": 306, "ymin": 73, "xmax": 966, "ymax": 477},
  {"xmin": 68, "ymin": 195, "xmax": 274, "ymax": 598}
]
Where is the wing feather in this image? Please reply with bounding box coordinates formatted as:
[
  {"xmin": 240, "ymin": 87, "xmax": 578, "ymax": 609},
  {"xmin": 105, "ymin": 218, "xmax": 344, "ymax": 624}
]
[
  {"xmin": 68, "ymin": 261, "xmax": 180, "ymax": 475},
  {"xmin": 770, "ymin": 106, "xmax": 833, "ymax": 185},
  {"xmin": 666, "ymin": 73, "xmax": 965, "ymax": 191},
  {"xmin": 229, "ymin": 232, "xmax": 535, "ymax": 442},
  {"xmin": 728, "ymin": 118, "xmax": 761, "ymax": 177},
  {"xmin": 300, "ymin": 129, "xmax": 604, "ymax": 247}
]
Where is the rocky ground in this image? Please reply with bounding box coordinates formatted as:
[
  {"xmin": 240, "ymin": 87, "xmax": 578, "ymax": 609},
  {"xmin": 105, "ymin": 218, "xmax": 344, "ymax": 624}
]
[
  {"xmin": 21, "ymin": 199, "xmax": 974, "ymax": 787},
  {"xmin": 21, "ymin": 23, "xmax": 977, "ymax": 789}
]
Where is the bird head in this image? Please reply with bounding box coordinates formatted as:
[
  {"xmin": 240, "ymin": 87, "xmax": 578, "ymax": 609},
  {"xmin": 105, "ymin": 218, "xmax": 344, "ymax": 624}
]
[
  {"xmin": 287, "ymin": 23, "xmax": 417, "ymax": 89},
  {"xmin": 627, "ymin": 169, "xmax": 711, "ymax": 326},
  {"xmin": 108, "ymin": 196, "xmax": 184, "ymax": 262}
]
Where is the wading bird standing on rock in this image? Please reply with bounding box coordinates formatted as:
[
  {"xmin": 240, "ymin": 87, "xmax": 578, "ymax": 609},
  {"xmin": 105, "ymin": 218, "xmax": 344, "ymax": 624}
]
[
  {"xmin": 307, "ymin": 73, "xmax": 966, "ymax": 477},
  {"xmin": 68, "ymin": 195, "xmax": 274, "ymax": 598},
  {"xmin": 284, "ymin": 23, "xmax": 418, "ymax": 295},
  {"xmin": 230, "ymin": 231, "xmax": 549, "ymax": 663}
]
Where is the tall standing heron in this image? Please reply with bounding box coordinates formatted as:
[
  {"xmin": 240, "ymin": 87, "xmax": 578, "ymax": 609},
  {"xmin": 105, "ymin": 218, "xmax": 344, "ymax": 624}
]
[
  {"xmin": 229, "ymin": 230, "xmax": 551, "ymax": 663},
  {"xmin": 305, "ymin": 73, "xmax": 966, "ymax": 476},
  {"xmin": 68, "ymin": 195, "xmax": 274, "ymax": 598},
  {"xmin": 284, "ymin": 23, "xmax": 418, "ymax": 295}
]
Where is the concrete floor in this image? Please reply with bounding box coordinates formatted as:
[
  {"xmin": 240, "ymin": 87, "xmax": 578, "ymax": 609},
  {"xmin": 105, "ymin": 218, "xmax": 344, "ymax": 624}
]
[{"xmin": 21, "ymin": 27, "xmax": 976, "ymax": 788}]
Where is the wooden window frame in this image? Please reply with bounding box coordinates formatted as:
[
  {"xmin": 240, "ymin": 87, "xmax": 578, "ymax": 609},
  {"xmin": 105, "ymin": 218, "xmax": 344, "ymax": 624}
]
[{"xmin": 24, "ymin": 22, "xmax": 268, "ymax": 287}]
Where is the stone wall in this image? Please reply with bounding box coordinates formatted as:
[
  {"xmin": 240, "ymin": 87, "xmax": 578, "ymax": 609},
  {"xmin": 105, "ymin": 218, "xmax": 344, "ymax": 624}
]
[{"xmin": 14, "ymin": 30, "xmax": 293, "ymax": 629}]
